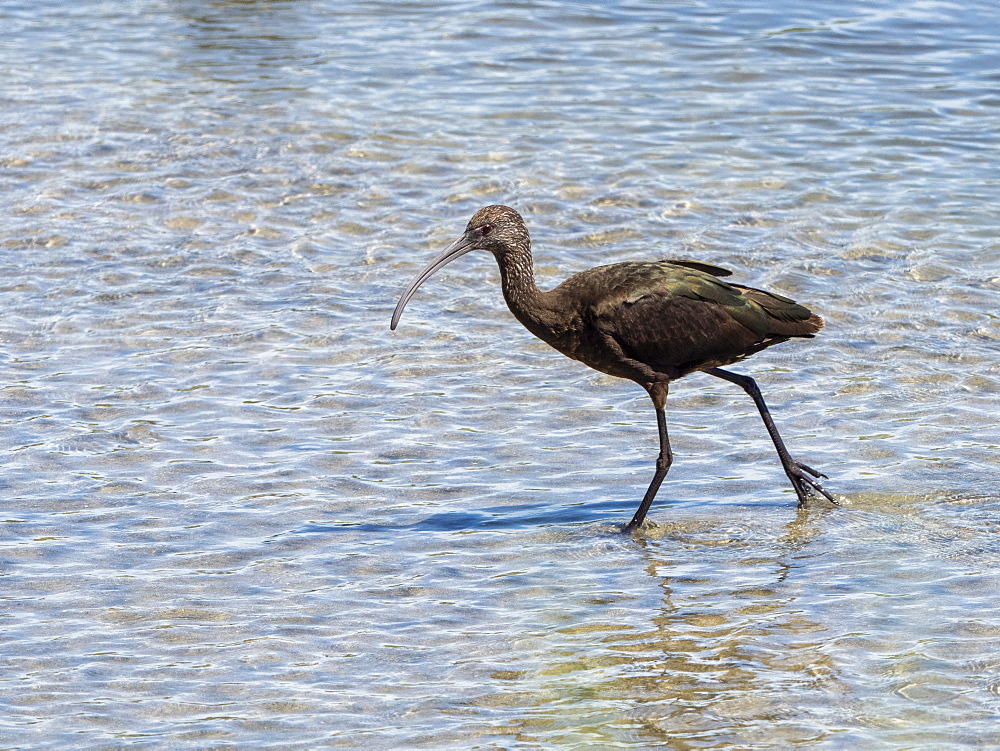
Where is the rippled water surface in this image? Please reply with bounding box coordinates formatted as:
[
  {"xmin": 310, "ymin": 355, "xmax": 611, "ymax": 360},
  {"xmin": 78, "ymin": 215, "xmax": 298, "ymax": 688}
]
[{"xmin": 3, "ymin": 0, "xmax": 1000, "ymax": 746}]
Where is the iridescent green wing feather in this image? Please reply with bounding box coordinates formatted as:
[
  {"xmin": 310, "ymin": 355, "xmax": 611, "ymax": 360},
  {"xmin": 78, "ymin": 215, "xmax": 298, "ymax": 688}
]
[
  {"xmin": 584, "ymin": 262, "xmax": 819, "ymax": 374},
  {"xmin": 663, "ymin": 259, "xmax": 733, "ymax": 277}
]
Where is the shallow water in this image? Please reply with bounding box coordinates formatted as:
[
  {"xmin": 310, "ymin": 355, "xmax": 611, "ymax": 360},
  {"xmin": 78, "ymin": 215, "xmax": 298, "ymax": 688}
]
[{"xmin": 3, "ymin": 0, "xmax": 1000, "ymax": 747}]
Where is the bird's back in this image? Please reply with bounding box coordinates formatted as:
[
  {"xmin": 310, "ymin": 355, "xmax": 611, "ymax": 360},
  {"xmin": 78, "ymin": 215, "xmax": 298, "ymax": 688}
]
[{"xmin": 548, "ymin": 260, "xmax": 822, "ymax": 382}]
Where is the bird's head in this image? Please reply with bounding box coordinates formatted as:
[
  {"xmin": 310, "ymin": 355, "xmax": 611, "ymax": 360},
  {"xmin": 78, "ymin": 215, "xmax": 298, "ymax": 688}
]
[
  {"xmin": 459, "ymin": 204, "xmax": 529, "ymax": 257},
  {"xmin": 390, "ymin": 205, "xmax": 528, "ymax": 330}
]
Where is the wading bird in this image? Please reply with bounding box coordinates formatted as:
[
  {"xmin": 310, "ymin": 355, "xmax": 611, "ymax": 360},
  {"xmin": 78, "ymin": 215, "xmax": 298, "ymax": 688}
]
[{"xmin": 390, "ymin": 205, "xmax": 836, "ymax": 532}]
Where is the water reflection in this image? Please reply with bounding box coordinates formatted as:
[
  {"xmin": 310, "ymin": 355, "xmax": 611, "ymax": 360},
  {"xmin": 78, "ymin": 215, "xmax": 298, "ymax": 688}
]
[
  {"xmin": 460, "ymin": 497, "xmax": 1000, "ymax": 746},
  {"xmin": 510, "ymin": 509, "xmax": 833, "ymax": 745}
]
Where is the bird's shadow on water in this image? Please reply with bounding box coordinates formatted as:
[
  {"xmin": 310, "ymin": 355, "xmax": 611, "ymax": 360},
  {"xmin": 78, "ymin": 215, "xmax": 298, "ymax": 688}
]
[
  {"xmin": 267, "ymin": 506, "xmax": 629, "ymax": 550},
  {"xmin": 298, "ymin": 501, "xmax": 629, "ymax": 535},
  {"xmin": 287, "ymin": 495, "xmax": 815, "ymax": 538}
]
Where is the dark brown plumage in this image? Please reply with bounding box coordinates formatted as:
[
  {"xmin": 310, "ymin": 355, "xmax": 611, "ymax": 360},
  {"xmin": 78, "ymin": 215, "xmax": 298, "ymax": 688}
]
[{"xmin": 391, "ymin": 205, "xmax": 836, "ymax": 532}]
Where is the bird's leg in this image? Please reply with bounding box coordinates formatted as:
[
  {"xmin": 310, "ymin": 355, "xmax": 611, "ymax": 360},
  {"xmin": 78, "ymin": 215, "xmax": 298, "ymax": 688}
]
[
  {"xmin": 624, "ymin": 385, "xmax": 673, "ymax": 533},
  {"xmin": 706, "ymin": 368, "xmax": 837, "ymax": 506}
]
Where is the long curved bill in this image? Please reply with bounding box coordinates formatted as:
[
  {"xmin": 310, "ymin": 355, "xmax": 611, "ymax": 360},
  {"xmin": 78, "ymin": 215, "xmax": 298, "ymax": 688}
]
[{"xmin": 390, "ymin": 232, "xmax": 477, "ymax": 330}]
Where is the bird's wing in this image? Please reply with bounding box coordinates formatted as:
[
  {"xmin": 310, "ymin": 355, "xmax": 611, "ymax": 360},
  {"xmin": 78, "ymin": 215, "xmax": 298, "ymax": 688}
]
[
  {"xmin": 586, "ymin": 262, "xmax": 817, "ymax": 374},
  {"xmin": 730, "ymin": 284, "xmax": 819, "ymax": 325},
  {"xmin": 663, "ymin": 259, "xmax": 733, "ymax": 277}
]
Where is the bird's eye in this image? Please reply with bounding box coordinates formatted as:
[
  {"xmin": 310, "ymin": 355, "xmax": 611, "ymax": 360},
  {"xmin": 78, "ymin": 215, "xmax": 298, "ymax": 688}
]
[{"xmin": 480, "ymin": 224, "xmax": 493, "ymax": 236}]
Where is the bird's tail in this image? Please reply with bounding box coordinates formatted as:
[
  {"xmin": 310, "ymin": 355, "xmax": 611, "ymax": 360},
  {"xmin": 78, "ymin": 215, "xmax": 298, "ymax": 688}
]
[{"xmin": 733, "ymin": 285, "xmax": 824, "ymax": 338}]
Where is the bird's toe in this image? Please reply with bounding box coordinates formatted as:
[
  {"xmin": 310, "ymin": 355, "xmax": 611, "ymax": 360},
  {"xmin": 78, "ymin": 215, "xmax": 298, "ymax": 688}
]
[
  {"xmin": 797, "ymin": 462, "xmax": 828, "ymax": 480},
  {"xmin": 789, "ymin": 462, "xmax": 839, "ymax": 506}
]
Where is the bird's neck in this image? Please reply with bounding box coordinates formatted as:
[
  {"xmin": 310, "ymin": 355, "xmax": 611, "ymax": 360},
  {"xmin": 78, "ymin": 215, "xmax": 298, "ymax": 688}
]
[{"xmin": 495, "ymin": 249, "xmax": 558, "ymax": 340}]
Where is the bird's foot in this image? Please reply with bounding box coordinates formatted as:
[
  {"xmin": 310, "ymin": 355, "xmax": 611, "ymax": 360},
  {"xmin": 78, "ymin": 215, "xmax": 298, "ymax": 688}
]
[{"xmin": 787, "ymin": 460, "xmax": 840, "ymax": 506}]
